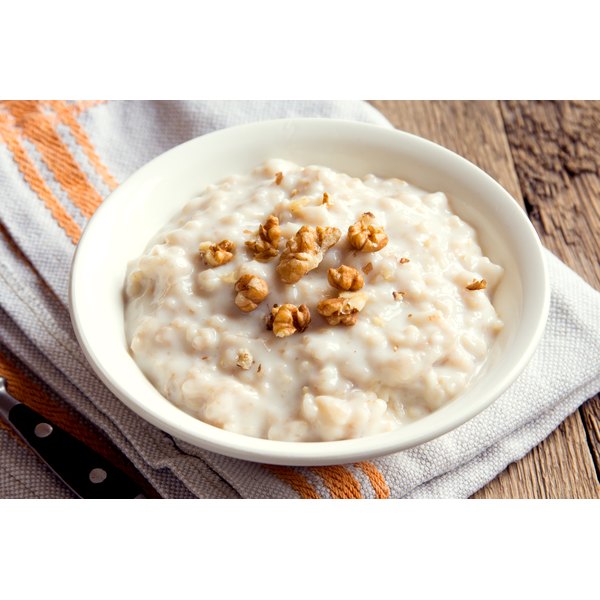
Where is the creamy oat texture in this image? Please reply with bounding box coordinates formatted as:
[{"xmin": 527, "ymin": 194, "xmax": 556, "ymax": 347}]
[{"xmin": 124, "ymin": 160, "xmax": 504, "ymax": 442}]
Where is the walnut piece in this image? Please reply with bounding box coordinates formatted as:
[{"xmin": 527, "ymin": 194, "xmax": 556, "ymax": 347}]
[
  {"xmin": 399, "ymin": 257, "xmax": 410, "ymax": 264},
  {"xmin": 317, "ymin": 298, "xmax": 356, "ymax": 326},
  {"xmin": 327, "ymin": 265, "xmax": 364, "ymax": 291},
  {"xmin": 317, "ymin": 291, "xmax": 368, "ymax": 326},
  {"xmin": 275, "ymin": 171, "xmax": 283, "ymax": 185},
  {"xmin": 316, "ymin": 226, "xmax": 341, "ymax": 251},
  {"xmin": 348, "ymin": 212, "xmax": 388, "ymax": 253},
  {"xmin": 199, "ymin": 240, "xmax": 235, "ymax": 267},
  {"xmin": 276, "ymin": 225, "xmax": 341, "ymax": 284},
  {"xmin": 236, "ymin": 349, "xmax": 253, "ymax": 370},
  {"xmin": 234, "ymin": 274, "xmax": 269, "ymax": 312},
  {"xmin": 362, "ymin": 262, "xmax": 373, "ymax": 275},
  {"xmin": 245, "ymin": 214, "xmax": 281, "ymax": 261},
  {"xmin": 392, "ymin": 291, "xmax": 405, "ymax": 301},
  {"xmin": 466, "ymin": 279, "xmax": 487, "ymax": 291},
  {"xmin": 267, "ymin": 303, "xmax": 311, "ymax": 337}
]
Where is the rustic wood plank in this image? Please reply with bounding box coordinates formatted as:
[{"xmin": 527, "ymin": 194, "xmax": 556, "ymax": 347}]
[
  {"xmin": 499, "ymin": 100, "xmax": 600, "ymax": 494},
  {"xmin": 500, "ymin": 101, "xmax": 600, "ymax": 289},
  {"xmin": 372, "ymin": 100, "xmax": 599, "ymax": 499},
  {"xmin": 581, "ymin": 396, "xmax": 600, "ymax": 482}
]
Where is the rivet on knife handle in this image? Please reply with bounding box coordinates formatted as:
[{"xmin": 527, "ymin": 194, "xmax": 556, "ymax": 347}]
[{"xmin": 0, "ymin": 377, "xmax": 145, "ymax": 499}]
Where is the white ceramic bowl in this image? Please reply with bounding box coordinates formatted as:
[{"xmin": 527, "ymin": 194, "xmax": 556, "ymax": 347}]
[{"xmin": 69, "ymin": 118, "xmax": 549, "ymax": 466}]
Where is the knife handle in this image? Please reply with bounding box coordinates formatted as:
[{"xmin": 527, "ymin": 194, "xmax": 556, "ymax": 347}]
[{"xmin": 8, "ymin": 402, "xmax": 145, "ymax": 499}]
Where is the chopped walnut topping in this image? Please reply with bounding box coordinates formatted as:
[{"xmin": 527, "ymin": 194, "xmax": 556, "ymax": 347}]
[
  {"xmin": 318, "ymin": 298, "xmax": 358, "ymax": 326},
  {"xmin": 275, "ymin": 171, "xmax": 283, "ymax": 185},
  {"xmin": 276, "ymin": 227, "xmax": 321, "ymax": 284},
  {"xmin": 199, "ymin": 240, "xmax": 236, "ymax": 267},
  {"xmin": 245, "ymin": 214, "xmax": 281, "ymax": 261},
  {"xmin": 348, "ymin": 212, "xmax": 389, "ymax": 253},
  {"xmin": 276, "ymin": 225, "xmax": 341, "ymax": 284},
  {"xmin": 317, "ymin": 291, "xmax": 368, "ymax": 326},
  {"xmin": 236, "ymin": 349, "xmax": 253, "ymax": 370},
  {"xmin": 327, "ymin": 265, "xmax": 364, "ymax": 291},
  {"xmin": 392, "ymin": 291, "xmax": 405, "ymax": 301},
  {"xmin": 234, "ymin": 274, "xmax": 269, "ymax": 312},
  {"xmin": 466, "ymin": 279, "xmax": 487, "ymax": 291},
  {"xmin": 267, "ymin": 303, "xmax": 311, "ymax": 337},
  {"xmin": 362, "ymin": 262, "xmax": 373, "ymax": 275},
  {"xmin": 316, "ymin": 226, "xmax": 341, "ymax": 251},
  {"xmin": 399, "ymin": 257, "xmax": 410, "ymax": 264},
  {"xmin": 322, "ymin": 192, "xmax": 330, "ymax": 205}
]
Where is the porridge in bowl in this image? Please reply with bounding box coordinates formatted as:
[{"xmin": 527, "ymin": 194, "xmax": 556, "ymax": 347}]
[{"xmin": 124, "ymin": 159, "xmax": 504, "ymax": 442}]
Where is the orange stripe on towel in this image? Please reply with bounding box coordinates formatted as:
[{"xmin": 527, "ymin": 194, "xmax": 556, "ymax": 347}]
[
  {"xmin": 355, "ymin": 462, "xmax": 390, "ymax": 499},
  {"xmin": 0, "ymin": 114, "xmax": 81, "ymax": 244},
  {"xmin": 311, "ymin": 466, "xmax": 363, "ymax": 499},
  {"xmin": 3, "ymin": 101, "xmax": 104, "ymax": 218},
  {"xmin": 264, "ymin": 465, "xmax": 321, "ymax": 499},
  {"xmin": 46, "ymin": 100, "xmax": 118, "ymax": 191},
  {"xmin": 0, "ymin": 352, "xmax": 54, "ymax": 422},
  {"xmin": 71, "ymin": 100, "xmax": 108, "ymax": 115}
]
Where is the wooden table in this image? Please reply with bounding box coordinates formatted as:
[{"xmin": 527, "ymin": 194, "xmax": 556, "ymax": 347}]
[{"xmin": 1, "ymin": 101, "xmax": 598, "ymax": 498}]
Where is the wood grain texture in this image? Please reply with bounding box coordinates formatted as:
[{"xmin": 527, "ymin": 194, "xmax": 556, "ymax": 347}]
[
  {"xmin": 499, "ymin": 101, "xmax": 600, "ymax": 289},
  {"xmin": 581, "ymin": 398, "xmax": 600, "ymax": 483},
  {"xmin": 372, "ymin": 100, "xmax": 600, "ymax": 499},
  {"xmin": 499, "ymin": 100, "xmax": 600, "ymax": 494}
]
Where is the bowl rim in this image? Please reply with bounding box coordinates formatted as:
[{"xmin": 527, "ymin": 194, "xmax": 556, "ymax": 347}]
[{"xmin": 69, "ymin": 117, "xmax": 550, "ymax": 466}]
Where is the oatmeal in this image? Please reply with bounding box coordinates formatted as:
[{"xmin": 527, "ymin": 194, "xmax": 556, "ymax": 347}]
[{"xmin": 124, "ymin": 159, "xmax": 504, "ymax": 442}]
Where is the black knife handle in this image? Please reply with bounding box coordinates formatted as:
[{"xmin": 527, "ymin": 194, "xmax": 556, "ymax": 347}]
[{"xmin": 8, "ymin": 402, "xmax": 144, "ymax": 499}]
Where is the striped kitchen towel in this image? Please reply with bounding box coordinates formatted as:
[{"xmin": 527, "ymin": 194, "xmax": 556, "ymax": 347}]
[{"xmin": 1, "ymin": 100, "xmax": 599, "ymax": 498}]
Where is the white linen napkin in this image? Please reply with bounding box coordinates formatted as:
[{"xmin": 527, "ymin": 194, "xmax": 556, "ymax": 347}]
[{"xmin": 0, "ymin": 100, "xmax": 598, "ymax": 499}]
